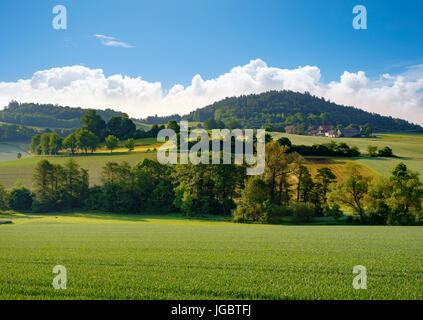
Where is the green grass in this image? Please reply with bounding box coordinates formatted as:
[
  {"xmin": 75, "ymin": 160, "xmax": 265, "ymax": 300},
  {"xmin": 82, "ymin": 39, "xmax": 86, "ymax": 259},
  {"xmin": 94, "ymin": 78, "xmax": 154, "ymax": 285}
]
[
  {"xmin": 271, "ymin": 132, "xmax": 423, "ymax": 177},
  {"xmin": 0, "ymin": 152, "xmax": 156, "ymax": 188},
  {"xmin": 0, "ymin": 143, "xmax": 29, "ymax": 162},
  {"xmin": 0, "ymin": 211, "xmax": 421, "ymax": 300}
]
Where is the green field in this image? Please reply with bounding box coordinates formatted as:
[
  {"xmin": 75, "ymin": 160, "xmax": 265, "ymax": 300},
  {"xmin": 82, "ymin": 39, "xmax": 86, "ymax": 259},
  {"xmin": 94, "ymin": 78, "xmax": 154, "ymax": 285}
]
[
  {"xmin": 0, "ymin": 211, "xmax": 422, "ymax": 300},
  {"xmin": 0, "ymin": 152, "xmax": 156, "ymax": 188},
  {"xmin": 271, "ymin": 132, "xmax": 423, "ymax": 177},
  {"xmin": 0, "ymin": 137, "xmax": 161, "ymax": 188},
  {"xmin": 0, "ymin": 143, "xmax": 29, "ymax": 162}
]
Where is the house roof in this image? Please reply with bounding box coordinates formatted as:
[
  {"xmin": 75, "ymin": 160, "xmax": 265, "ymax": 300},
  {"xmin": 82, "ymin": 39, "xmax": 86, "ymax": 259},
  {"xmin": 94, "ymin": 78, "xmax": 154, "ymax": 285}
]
[{"xmin": 318, "ymin": 125, "xmax": 333, "ymax": 131}]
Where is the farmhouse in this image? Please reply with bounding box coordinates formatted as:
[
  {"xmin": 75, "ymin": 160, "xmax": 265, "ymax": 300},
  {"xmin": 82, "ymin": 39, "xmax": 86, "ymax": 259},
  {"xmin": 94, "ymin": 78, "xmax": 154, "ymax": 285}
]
[
  {"xmin": 317, "ymin": 125, "xmax": 333, "ymax": 135},
  {"xmin": 325, "ymin": 130, "xmax": 339, "ymax": 138},
  {"xmin": 285, "ymin": 125, "xmax": 296, "ymax": 134}
]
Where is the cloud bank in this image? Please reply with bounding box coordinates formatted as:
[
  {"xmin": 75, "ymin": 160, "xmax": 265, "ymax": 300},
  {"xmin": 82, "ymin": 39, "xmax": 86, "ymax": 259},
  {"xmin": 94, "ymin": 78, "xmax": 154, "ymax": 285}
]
[{"xmin": 1, "ymin": 59, "xmax": 423, "ymax": 125}]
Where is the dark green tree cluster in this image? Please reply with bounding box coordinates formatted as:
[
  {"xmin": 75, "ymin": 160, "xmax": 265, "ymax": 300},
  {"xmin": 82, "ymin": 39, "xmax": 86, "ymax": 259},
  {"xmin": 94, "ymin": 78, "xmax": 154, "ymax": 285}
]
[
  {"xmin": 233, "ymin": 141, "xmax": 342, "ymax": 224},
  {"xmin": 290, "ymin": 141, "xmax": 360, "ymax": 157},
  {"xmin": 86, "ymin": 159, "xmax": 174, "ymax": 213},
  {"xmin": 32, "ymin": 159, "xmax": 89, "ymax": 211},
  {"xmin": 0, "ymin": 184, "xmax": 33, "ymax": 212},
  {"xmin": 30, "ymin": 132, "xmax": 63, "ymax": 155},
  {"xmin": 367, "ymin": 145, "xmax": 395, "ymax": 157}
]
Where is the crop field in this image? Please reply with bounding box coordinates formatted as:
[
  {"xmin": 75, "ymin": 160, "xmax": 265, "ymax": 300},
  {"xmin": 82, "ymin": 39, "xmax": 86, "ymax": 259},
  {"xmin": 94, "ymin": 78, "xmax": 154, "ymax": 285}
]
[
  {"xmin": 0, "ymin": 212, "xmax": 421, "ymax": 300},
  {"xmin": 272, "ymin": 132, "xmax": 423, "ymax": 177}
]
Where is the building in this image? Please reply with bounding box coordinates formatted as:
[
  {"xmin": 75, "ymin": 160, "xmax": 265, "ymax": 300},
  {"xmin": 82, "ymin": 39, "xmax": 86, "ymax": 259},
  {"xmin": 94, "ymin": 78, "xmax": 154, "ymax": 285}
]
[
  {"xmin": 285, "ymin": 125, "xmax": 296, "ymax": 134},
  {"xmin": 337, "ymin": 128, "xmax": 361, "ymax": 138},
  {"xmin": 325, "ymin": 130, "xmax": 339, "ymax": 138},
  {"xmin": 308, "ymin": 129, "xmax": 319, "ymax": 136},
  {"xmin": 317, "ymin": 125, "xmax": 333, "ymax": 135}
]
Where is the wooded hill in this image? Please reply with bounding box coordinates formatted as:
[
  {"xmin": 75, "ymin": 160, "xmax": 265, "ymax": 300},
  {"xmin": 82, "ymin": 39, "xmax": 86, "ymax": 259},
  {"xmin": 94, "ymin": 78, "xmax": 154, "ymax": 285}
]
[
  {"xmin": 0, "ymin": 101, "xmax": 123, "ymax": 128},
  {"xmin": 183, "ymin": 90, "xmax": 423, "ymax": 132}
]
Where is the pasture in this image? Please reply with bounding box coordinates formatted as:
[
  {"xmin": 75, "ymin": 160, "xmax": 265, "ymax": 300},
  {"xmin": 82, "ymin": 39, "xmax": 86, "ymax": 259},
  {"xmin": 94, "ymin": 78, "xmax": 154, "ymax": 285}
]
[{"xmin": 0, "ymin": 211, "xmax": 422, "ymax": 300}]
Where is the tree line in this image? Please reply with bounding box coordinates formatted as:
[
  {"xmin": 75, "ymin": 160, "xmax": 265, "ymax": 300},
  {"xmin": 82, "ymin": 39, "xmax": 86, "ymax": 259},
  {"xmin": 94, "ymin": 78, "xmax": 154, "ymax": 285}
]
[
  {"xmin": 0, "ymin": 101, "xmax": 123, "ymax": 128},
  {"xmin": 0, "ymin": 123, "xmax": 75, "ymax": 143},
  {"xmin": 29, "ymin": 110, "xmax": 167, "ymax": 155}
]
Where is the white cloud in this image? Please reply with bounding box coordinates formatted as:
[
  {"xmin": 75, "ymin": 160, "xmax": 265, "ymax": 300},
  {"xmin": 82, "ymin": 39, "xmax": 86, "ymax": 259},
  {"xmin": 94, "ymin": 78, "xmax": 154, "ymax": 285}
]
[
  {"xmin": 94, "ymin": 34, "xmax": 133, "ymax": 48},
  {"xmin": 1, "ymin": 59, "xmax": 423, "ymax": 125}
]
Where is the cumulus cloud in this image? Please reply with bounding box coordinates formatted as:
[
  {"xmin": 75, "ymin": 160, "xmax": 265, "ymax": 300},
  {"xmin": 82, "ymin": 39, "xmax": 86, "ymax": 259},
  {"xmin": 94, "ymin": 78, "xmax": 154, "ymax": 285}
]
[
  {"xmin": 94, "ymin": 34, "xmax": 133, "ymax": 48},
  {"xmin": 0, "ymin": 59, "xmax": 423, "ymax": 125}
]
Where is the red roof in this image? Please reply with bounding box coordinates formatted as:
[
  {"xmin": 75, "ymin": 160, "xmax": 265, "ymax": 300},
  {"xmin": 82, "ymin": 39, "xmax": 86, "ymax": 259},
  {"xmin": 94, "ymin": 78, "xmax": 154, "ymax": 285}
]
[{"xmin": 318, "ymin": 125, "xmax": 333, "ymax": 131}]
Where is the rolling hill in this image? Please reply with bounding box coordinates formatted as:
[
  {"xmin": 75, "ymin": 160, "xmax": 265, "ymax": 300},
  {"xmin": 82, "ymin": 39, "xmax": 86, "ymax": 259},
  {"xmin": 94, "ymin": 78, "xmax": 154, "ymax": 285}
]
[
  {"xmin": 183, "ymin": 90, "xmax": 423, "ymax": 132},
  {"xmin": 0, "ymin": 101, "xmax": 124, "ymax": 128}
]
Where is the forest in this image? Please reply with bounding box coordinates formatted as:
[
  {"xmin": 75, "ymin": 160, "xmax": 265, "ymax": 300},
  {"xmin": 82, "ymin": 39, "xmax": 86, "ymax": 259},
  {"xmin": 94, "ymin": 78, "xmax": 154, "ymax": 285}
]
[{"xmin": 183, "ymin": 90, "xmax": 423, "ymax": 132}]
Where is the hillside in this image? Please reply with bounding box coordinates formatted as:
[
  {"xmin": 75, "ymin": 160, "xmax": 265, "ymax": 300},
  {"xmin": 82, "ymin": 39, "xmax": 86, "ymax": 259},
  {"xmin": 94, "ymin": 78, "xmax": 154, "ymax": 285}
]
[
  {"xmin": 183, "ymin": 90, "xmax": 423, "ymax": 132},
  {"xmin": 0, "ymin": 101, "xmax": 124, "ymax": 128}
]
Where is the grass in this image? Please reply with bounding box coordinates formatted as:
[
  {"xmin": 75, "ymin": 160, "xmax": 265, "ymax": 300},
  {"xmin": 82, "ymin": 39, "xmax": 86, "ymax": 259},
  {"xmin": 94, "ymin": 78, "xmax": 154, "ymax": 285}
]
[
  {"xmin": 0, "ymin": 211, "xmax": 421, "ymax": 300},
  {"xmin": 0, "ymin": 152, "xmax": 156, "ymax": 189},
  {"xmin": 304, "ymin": 157, "xmax": 379, "ymax": 181},
  {"xmin": 0, "ymin": 143, "xmax": 29, "ymax": 162},
  {"xmin": 271, "ymin": 132, "xmax": 423, "ymax": 177}
]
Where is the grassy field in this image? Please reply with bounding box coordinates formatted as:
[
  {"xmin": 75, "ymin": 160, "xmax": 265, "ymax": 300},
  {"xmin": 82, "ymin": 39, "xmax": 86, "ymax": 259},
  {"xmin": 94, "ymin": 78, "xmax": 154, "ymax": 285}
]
[
  {"xmin": 0, "ymin": 211, "xmax": 421, "ymax": 300},
  {"xmin": 0, "ymin": 143, "xmax": 29, "ymax": 162},
  {"xmin": 272, "ymin": 132, "xmax": 423, "ymax": 177},
  {"xmin": 304, "ymin": 158, "xmax": 379, "ymax": 182},
  {"xmin": 0, "ymin": 137, "xmax": 160, "ymax": 188},
  {"xmin": 0, "ymin": 152, "xmax": 156, "ymax": 188}
]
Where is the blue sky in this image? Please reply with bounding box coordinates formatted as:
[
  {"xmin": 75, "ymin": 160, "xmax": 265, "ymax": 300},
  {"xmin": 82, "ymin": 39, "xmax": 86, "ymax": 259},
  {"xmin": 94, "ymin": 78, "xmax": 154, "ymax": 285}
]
[{"xmin": 1, "ymin": 0, "xmax": 423, "ymax": 122}]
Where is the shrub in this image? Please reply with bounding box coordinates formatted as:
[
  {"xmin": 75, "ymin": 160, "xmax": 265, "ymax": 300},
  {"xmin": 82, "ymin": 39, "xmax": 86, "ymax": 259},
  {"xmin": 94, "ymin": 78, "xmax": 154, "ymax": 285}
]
[
  {"xmin": 378, "ymin": 146, "xmax": 394, "ymax": 157},
  {"xmin": 290, "ymin": 202, "xmax": 315, "ymax": 224},
  {"xmin": 265, "ymin": 203, "xmax": 293, "ymax": 224},
  {"xmin": 324, "ymin": 204, "xmax": 344, "ymax": 221},
  {"xmin": 8, "ymin": 187, "xmax": 33, "ymax": 211}
]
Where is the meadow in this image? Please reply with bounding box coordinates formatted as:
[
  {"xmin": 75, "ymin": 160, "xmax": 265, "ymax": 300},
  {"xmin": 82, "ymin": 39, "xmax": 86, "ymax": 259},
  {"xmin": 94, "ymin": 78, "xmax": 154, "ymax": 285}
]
[
  {"xmin": 0, "ymin": 142, "xmax": 29, "ymax": 162},
  {"xmin": 0, "ymin": 211, "xmax": 422, "ymax": 300},
  {"xmin": 0, "ymin": 152, "xmax": 156, "ymax": 188},
  {"xmin": 272, "ymin": 132, "xmax": 423, "ymax": 177}
]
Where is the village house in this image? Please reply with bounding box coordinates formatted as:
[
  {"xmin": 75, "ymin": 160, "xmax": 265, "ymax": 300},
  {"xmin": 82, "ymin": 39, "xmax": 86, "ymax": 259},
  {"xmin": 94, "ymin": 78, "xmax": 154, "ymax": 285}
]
[
  {"xmin": 308, "ymin": 129, "xmax": 319, "ymax": 136},
  {"xmin": 325, "ymin": 130, "xmax": 339, "ymax": 138},
  {"xmin": 317, "ymin": 125, "xmax": 333, "ymax": 136},
  {"xmin": 285, "ymin": 125, "xmax": 296, "ymax": 134}
]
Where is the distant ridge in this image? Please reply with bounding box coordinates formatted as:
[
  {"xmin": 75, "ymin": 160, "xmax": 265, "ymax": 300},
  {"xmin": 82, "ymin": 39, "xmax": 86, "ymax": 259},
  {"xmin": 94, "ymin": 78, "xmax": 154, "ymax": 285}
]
[
  {"xmin": 0, "ymin": 101, "xmax": 124, "ymax": 129},
  {"xmin": 183, "ymin": 90, "xmax": 423, "ymax": 132}
]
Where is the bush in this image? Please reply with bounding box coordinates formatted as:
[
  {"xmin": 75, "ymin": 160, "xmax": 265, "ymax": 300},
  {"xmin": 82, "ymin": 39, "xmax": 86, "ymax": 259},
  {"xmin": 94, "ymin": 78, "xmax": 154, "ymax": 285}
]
[
  {"xmin": 8, "ymin": 187, "xmax": 33, "ymax": 211},
  {"xmin": 324, "ymin": 204, "xmax": 344, "ymax": 221},
  {"xmin": 378, "ymin": 146, "xmax": 394, "ymax": 157},
  {"xmin": 290, "ymin": 202, "xmax": 315, "ymax": 224},
  {"xmin": 265, "ymin": 204, "xmax": 293, "ymax": 224}
]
